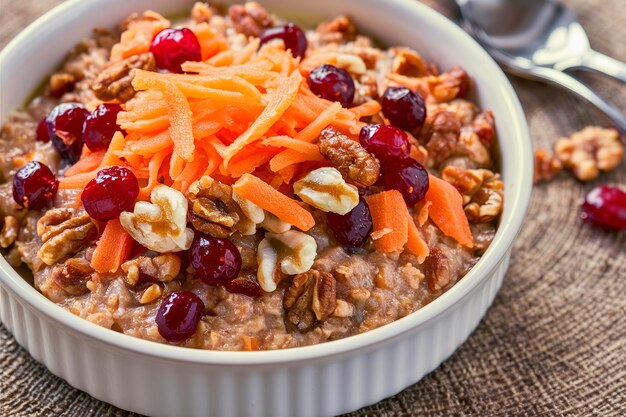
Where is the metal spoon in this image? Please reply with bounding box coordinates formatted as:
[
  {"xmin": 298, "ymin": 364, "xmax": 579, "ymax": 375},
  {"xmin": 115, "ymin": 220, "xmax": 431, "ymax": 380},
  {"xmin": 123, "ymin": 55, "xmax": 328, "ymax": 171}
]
[{"xmin": 457, "ymin": 0, "xmax": 626, "ymax": 133}]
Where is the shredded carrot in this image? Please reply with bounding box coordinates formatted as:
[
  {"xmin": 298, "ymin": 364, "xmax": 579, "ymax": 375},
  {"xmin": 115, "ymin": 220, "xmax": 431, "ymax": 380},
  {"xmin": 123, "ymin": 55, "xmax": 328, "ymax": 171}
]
[
  {"xmin": 64, "ymin": 151, "xmax": 105, "ymax": 177},
  {"xmin": 110, "ymin": 11, "xmax": 169, "ymax": 62},
  {"xmin": 405, "ymin": 209, "xmax": 429, "ymax": 263},
  {"xmin": 366, "ymin": 190, "xmax": 409, "ymax": 253},
  {"xmin": 416, "ymin": 200, "xmax": 432, "ymax": 226},
  {"xmin": 233, "ymin": 38, "xmax": 261, "ymax": 65},
  {"xmin": 233, "ymin": 173, "xmax": 315, "ymax": 231},
  {"xmin": 269, "ymin": 147, "xmax": 324, "ymax": 172},
  {"xmin": 222, "ymin": 70, "xmax": 302, "ymax": 166},
  {"xmin": 160, "ymin": 81, "xmax": 195, "ymax": 161},
  {"xmin": 91, "ymin": 219, "xmax": 135, "ymax": 273},
  {"xmin": 349, "ymin": 100, "xmax": 382, "ymax": 119},
  {"xmin": 294, "ymin": 102, "xmax": 342, "ymax": 142},
  {"xmin": 424, "ymin": 175, "xmax": 473, "ymax": 248},
  {"xmin": 101, "ymin": 131, "xmax": 126, "ymax": 167},
  {"xmin": 262, "ymin": 136, "xmax": 320, "ymax": 153},
  {"xmin": 59, "ymin": 170, "xmax": 98, "ymax": 190}
]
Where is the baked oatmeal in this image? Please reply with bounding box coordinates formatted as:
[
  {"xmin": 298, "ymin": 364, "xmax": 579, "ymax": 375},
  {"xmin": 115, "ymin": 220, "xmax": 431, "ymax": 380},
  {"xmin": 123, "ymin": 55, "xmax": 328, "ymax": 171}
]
[{"xmin": 0, "ymin": 2, "xmax": 502, "ymax": 350}]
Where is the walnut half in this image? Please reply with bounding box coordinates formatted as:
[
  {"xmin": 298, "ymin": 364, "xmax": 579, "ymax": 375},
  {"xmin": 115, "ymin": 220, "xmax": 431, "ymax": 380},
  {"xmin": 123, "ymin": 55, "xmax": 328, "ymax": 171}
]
[
  {"xmin": 36, "ymin": 208, "xmax": 97, "ymax": 265},
  {"xmin": 188, "ymin": 176, "xmax": 241, "ymax": 238},
  {"xmin": 284, "ymin": 269, "xmax": 337, "ymax": 332},
  {"xmin": 293, "ymin": 167, "xmax": 359, "ymax": 215},
  {"xmin": 318, "ymin": 127, "xmax": 380, "ymax": 187},
  {"xmin": 92, "ymin": 52, "xmax": 155, "ymax": 102}
]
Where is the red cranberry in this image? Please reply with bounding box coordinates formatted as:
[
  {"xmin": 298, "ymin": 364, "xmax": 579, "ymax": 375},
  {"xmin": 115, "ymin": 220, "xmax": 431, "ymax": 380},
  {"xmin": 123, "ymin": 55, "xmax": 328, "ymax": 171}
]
[
  {"xmin": 260, "ymin": 23, "xmax": 308, "ymax": 58},
  {"xmin": 190, "ymin": 234, "xmax": 242, "ymax": 286},
  {"xmin": 581, "ymin": 185, "xmax": 626, "ymax": 231},
  {"xmin": 12, "ymin": 161, "xmax": 58, "ymax": 210},
  {"xmin": 81, "ymin": 166, "xmax": 139, "ymax": 221},
  {"xmin": 46, "ymin": 102, "xmax": 89, "ymax": 163},
  {"xmin": 307, "ymin": 64, "xmax": 355, "ymax": 107},
  {"xmin": 223, "ymin": 276, "xmax": 262, "ymax": 298},
  {"xmin": 156, "ymin": 291, "xmax": 204, "ymax": 341},
  {"xmin": 382, "ymin": 158, "xmax": 429, "ymax": 206},
  {"xmin": 359, "ymin": 124, "xmax": 410, "ymax": 162},
  {"xmin": 381, "ymin": 87, "xmax": 426, "ymax": 131},
  {"xmin": 36, "ymin": 118, "xmax": 50, "ymax": 143},
  {"xmin": 150, "ymin": 28, "xmax": 202, "ymax": 73},
  {"xmin": 83, "ymin": 103, "xmax": 123, "ymax": 151},
  {"xmin": 326, "ymin": 199, "xmax": 373, "ymax": 247}
]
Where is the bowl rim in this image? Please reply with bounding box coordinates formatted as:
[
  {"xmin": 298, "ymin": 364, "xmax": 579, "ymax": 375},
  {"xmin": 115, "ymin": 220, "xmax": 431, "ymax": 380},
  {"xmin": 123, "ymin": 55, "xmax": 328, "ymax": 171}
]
[{"xmin": 0, "ymin": 0, "xmax": 532, "ymax": 366}]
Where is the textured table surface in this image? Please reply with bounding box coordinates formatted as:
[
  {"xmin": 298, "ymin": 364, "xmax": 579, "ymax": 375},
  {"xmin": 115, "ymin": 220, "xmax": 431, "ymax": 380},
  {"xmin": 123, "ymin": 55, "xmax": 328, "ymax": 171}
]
[{"xmin": 1, "ymin": 0, "xmax": 625, "ymax": 416}]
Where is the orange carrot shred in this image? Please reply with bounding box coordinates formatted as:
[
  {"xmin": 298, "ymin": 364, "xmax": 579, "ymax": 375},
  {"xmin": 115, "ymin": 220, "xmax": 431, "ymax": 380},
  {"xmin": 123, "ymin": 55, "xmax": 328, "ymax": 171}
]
[
  {"xmin": 232, "ymin": 173, "xmax": 314, "ymax": 231},
  {"xmin": 366, "ymin": 190, "xmax": 409, "ymax": 253},
  {"xmin": 424, "ymin": 175, "xmax": 474, "ymax": 248},
  {"xmin": 64, "ymin": 150, "xmax": 105, "ymax": 177},
  {"xmin": 405, "ymin": 209, "xmax": 429, "ymax": 263},
  {"xmin": 91, "ymin": 219, "xmax": 134, "ymax": 273}
]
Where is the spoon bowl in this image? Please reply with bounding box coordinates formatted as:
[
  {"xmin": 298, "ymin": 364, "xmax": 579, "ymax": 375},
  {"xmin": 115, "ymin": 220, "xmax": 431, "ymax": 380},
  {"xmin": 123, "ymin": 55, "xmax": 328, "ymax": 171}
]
[{"xmin": 458, "ymin": 0, "xmax": 626, "ymax": 133}]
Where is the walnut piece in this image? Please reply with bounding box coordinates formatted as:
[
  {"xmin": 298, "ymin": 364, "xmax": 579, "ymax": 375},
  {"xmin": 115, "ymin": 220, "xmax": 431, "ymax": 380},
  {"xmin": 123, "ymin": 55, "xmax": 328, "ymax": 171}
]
[
  {"xmin": 49, "ymin": 257, "xmax": 94, "ymax": 296},
  {"xmin": 191, "ymin": 2, "xmax": 214, "ymax": 23},
  {"xmin": 391, "ymin": 47, "xmax": 430, "ymax": 77},
  {"xmin": 188, "ymin": 176, "xmax": 241, "ymax": 238},
  {"xmin": 284, "ymin": 269, "xmax": 337, "ymax": 332},
  {"xmin": 121, "ymin": 254, "xmax": 181, "ymax": 286},
  {"xmin": 442, "ymin": 166, "xmax": 504, "ymax": 223},
  {"xmin": 0, "ymin": 216, "xmax": 19, "ymax": 248},
  {"xmin": 92, "ymin": 52, "xmax": 155, "ymax": 102},
  {"xmin": 228, "ymin": 2, "xmax": 273, "ymax": 37},
  {"xmin": 318, "ymin": 127, "xmax": 380, "ymax": 187},
  {"xmin": 294, "ymin": 167, "xmax": 359, "ymax": 215},
  {"xmin": 423, "ymin": 247, "xmax": 451, "ymax": 291},
  {"xmin": 554, "ymin": 126, "xmax": 623, "ymax": 181},
  {"xmin": 315, "ymin": 15, "xmax": 357, "ymax": 45},
  {"xmin": 120, "ymin": 185, "xmax": 193, "ymax": 253},
  {"xmin": 423, "ymin": 109, "xmax": 461, "ymax": 166},
  {"xmin": 534, "ymin": 149, "xmax": 562, "ymax": 183},
  {"xmin": 428, "ymin": 66, "xmax": 471, "ymax": 102},
  {"xmin": 257, "ymin": 230, "xmax": 317, "ymax": 292},
  {"xmin": 140, "ymin": 284, "xmax": 163, "ymax": 304},
  {"xmin": 36, "ymin": 208, "xmax": 97, "ymax": 265},
  {"xmin": 48, "ymin": 73, "xmax": 75, "ymax": 97}
]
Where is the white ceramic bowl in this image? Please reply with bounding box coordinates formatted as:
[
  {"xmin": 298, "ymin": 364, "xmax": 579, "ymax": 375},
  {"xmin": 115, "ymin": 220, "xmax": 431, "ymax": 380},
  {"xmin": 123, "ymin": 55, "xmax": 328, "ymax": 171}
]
[{"xmin": 0, "ymin": 1, "xmax": 532, "ymax": 416}]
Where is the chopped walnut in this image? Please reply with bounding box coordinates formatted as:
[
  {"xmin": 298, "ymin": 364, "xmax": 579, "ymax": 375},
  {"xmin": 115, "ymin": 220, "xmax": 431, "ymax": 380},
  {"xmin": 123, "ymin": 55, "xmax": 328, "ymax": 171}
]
[
  {"xmin": 472, "ymin": 111, "xmax": 495, "ymax": 144},
  {"xmin": 228, "ymin": 2, "xmax": 274, "ymax": 37},
  {"xmin": 391, "ymin": 47, "xmax": 430, "ymax": 77},
  {"xmin": 188, "ymin": 176, "xmax": 241, "ymax": 238},
  {"xmin": 48, "ymin": 73, "xmax": 75, "ymax": 97},
  {"xmin": 191, "ymin": 2, "xmax": 214, "ymax": 23},
  {"xmin": 315, "ymin": 15, "xmax": 357, "ymax": 45},
  {"xmin": 333, "ymin": 299, "xmax": 355, "ymax": 318},
  {"xmin": 294, "ymin": 167, "xmax": 359, "ymax": 215},
  {"xmin": 284, "ymin": 269, "xmax": 337, "ymax": 332},
  {"xmin": 49, "ymin": 257, "xmax": 94, "ymax": 296},
  {"xmin": 399, "ymin": 263, "xmax": 425, "ymax": 290},
  {"xmin": 318, "ymin": 127, "xmax": 380, "ymax": 187},
  {"xmin": 0, "ymin": 216, "xmax": 19, "ymax": 248},
  {"xmin": 554, "ymin": 126, "xmax": 624, "ymax": 181},
  {"xmin": 257, "ymin": 230, "xmax": 317, "ymax": 292},
  {"xmin": 423, "ymin": 247, "xmax": 451, "ymax": 291},
  {"xmin": 534, "ymin": 149, "xmax": 562, "ymax": 183},
  {"xmin": 36, "ymin": 208, "xmax": 97, "ymax": 265},
  {"xmin": 428, "ymin": 66, "xmax": 471, "ymax": 102},
  {"xmin": 458, "ymin": 129, "xmax": 491, "ymax": 167},
  {"xmin": 353, "ymin": 73, "xmax": 379, "ymax": 105},
  {"xmin": 140, "ymin": 284, "xmax": 163, "ymax": 304},
  {"xmin": 442, "ymin": 166, "xmax": 503, "ymax": 223},
  {"xmin": 120, "ymin": 185, "xmax": 194, "ymax": 253},
  {"xmin": 423, "ymin": 109, "xmax": 461, "ymax": 166},
  {"xmin": 120, "ymin": 254, "xmax": 181, "ymax": 286},
  {"xmin": 92, "ymin": 52, "xmax": 155, "ymax": 102}
]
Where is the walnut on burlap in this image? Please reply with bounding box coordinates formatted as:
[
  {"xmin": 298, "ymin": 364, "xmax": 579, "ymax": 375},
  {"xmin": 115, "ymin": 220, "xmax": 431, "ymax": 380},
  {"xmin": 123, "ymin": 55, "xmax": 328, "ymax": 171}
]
[{"xmin": 1, "ymin": 0, "xmax": 625, "ymax": 416}]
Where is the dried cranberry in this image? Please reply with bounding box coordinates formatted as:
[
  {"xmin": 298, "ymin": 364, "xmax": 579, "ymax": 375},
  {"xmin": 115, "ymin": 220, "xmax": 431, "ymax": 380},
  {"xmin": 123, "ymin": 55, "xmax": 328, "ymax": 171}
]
[
  {"xmin": 260, "ymin": 23, "xmax": 308, "ymax": 58},
  {"xmin": 45, "ymin": 102, "xmax": 89, "ymax": 163},
  {"xmin": 156, "ymin": 291, "xmax": 204, "ymax": 341},
  {"xmin": 382, "ymin": 158, "xmax": 429, "ymax": 206},
  {"xmin": 381, "ymin": 87, "xmax": 426, "ymax": 131},
  {"xmin": 190, "ymin": 234, "xmax": 242, "ymax": 286},
  {"xmin": 81, "ymin": 166, "xmax": 139, "ymax": 221},
  {"xmin": 359, "ymin": 124, "xmax": 410, "ymax": 162},
  {"xmin": 36, "ymin": 118, "xmax": 50, "ymax": 143},
  {"xmin": 581, "ymin": 185, "xmax": 626, "ymax": 231},
  {"xmin": 150, "ymin": 28, "xmax": 202, "ymax": 73},
  {"xmin": 83, "ymin": 103, "xmax": 123, "ymax": 151},
  {"xmin": 326, "ymin": 198, "xmax": 373, "ymax": 247},
  {"xmin": 307, "ymin": 64, "xmax": 355, "ymax": 107},
  {"xmin": 12, "ymin": 161, "xmax": 58, "ymax": 210},
  {"xmin": 223, "ymin": 277, "xmax": 262, "ymax": 298}
]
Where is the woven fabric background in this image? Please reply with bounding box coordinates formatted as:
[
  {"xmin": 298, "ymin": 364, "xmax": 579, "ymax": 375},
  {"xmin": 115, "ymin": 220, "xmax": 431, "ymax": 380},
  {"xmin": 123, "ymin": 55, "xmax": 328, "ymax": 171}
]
[{"xmin": 1, "ymin": 0, "xmax": 625, "ymax": 416}]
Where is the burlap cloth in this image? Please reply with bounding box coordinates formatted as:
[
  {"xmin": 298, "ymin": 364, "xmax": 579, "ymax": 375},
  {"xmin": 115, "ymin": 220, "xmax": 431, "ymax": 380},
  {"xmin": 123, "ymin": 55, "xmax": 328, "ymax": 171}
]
[{"xmin": 1, "ymin": 0, "xmax": 624, "ymax": 415}]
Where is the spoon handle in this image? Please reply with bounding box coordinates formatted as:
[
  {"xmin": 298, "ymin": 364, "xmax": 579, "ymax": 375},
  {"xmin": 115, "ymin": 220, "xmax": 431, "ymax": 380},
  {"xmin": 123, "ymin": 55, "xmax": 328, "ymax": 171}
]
[
  {"xmin": 536, "ymin": 67, "xmax": 626, "ymax": 133},
  {"xmin": 580, "ymin": 50, "xmax": 626, "ymax": 83}
]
